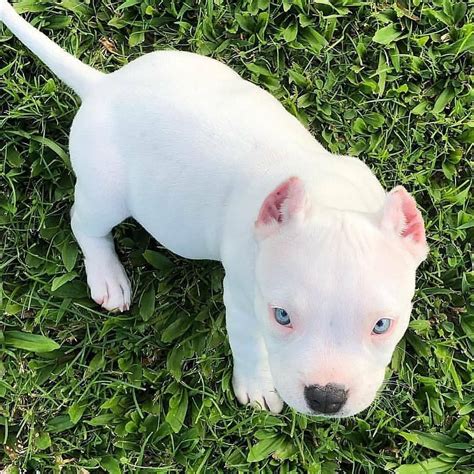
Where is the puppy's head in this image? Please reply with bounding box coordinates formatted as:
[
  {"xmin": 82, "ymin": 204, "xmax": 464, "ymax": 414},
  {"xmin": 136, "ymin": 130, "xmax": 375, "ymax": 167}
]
[{"xmin": 254, "ymin": 177, "xmax": 428, "ymax": 417}]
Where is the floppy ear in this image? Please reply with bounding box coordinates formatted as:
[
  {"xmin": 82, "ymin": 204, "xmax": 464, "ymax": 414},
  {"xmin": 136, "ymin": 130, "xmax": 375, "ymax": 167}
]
[
  {"xmin": 255, "ymin": 177, "xmax": 306, "ymax": 239},
  {"xmin": 381, "ymin": 186, "xmax": 428, "ymax": 265}
]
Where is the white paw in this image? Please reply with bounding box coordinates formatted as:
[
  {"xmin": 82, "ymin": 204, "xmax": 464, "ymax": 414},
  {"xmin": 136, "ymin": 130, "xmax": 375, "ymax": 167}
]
[
  {"xmin": 232, "ymin": 368, "xmax": 284, "ymax": 413},
  {"xmin": 85, "ymin": 257, "xmax": 131, "ymax": 312}
]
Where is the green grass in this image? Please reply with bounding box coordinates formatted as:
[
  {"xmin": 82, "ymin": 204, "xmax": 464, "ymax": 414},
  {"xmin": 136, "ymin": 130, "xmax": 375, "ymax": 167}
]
[{"xmin": 0, "ymin": 0, "xmax": 472, "ymax": 472}]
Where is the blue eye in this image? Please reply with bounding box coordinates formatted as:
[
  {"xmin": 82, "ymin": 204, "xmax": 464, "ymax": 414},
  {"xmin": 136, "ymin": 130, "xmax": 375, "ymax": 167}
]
[
  {"xmin": 274, "ymin": 307, "xmax": 291, "ymax": 326},
  {"xmin": 373, "ymin": 318, "xmax": 392, "ymax": 334}
]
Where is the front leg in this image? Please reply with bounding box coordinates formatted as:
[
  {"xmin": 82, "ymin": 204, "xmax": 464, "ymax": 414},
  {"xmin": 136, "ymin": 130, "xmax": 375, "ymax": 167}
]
[{"xmin": 224, "ymin": 278, "xmax": 283, "ymax": 413}]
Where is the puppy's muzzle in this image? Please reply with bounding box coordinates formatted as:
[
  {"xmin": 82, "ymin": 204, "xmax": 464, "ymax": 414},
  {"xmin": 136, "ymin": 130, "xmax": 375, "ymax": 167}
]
[{"xmin": 304, "ymin": 383, "xmax": 348, "ymax": 414}]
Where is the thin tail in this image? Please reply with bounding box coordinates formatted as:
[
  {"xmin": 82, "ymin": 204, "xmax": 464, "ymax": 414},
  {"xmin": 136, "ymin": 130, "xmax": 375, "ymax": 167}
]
[{"xmin": 0, "ymin": 0, "xmax": 104, "ymax": 97}]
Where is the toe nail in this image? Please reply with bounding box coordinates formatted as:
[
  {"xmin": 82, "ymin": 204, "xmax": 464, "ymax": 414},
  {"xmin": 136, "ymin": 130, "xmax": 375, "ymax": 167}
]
[{"xmin": 262, "ymin": 397, "xmax": 270, "ymax": 411}]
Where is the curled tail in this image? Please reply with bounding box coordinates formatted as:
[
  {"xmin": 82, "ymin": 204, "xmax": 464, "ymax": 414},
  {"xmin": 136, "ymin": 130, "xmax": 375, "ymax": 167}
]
[{"xmin": 0, "ymin": 0, "xmax": 104, "ymax": 97}]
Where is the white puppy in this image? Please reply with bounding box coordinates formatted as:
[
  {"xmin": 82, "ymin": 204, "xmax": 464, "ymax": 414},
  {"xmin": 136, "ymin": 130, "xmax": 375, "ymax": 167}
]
[{"xmin": 1, "ymin": 1, "xmax": 428, "ymax": 416}]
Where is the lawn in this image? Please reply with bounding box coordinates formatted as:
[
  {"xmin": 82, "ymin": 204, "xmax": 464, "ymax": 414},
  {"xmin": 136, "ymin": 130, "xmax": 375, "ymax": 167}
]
[{"xmin": 0, "ymin": 0, "xmax": 472, "ymax": 472}]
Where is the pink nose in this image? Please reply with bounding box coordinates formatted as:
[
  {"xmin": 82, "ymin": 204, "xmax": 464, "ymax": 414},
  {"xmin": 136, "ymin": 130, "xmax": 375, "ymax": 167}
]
[{"xmin": 304, "ymin": 384, "xmax": 348, "ymax": 414}]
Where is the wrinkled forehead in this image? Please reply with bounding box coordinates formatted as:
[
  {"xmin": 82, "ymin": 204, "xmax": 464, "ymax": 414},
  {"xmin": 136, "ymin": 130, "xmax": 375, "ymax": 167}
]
[{"xmin": 256, "ymin": 216, "xmax": 416, "ymax": 311}]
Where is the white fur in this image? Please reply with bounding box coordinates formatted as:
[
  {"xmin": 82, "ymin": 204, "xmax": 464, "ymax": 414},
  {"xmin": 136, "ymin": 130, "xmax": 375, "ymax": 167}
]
[{"xmin": 1, "ymin": 1, "xmax": 427, "ymax": 416}]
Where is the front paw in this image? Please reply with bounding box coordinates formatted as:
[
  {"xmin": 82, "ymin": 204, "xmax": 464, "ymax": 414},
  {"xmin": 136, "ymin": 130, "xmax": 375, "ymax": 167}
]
[
  {"xmin": 232, "ymin": 368, "xmax": 284, "ymax": 414},
  {"xmin": 85, "ymin": 257, "xmax": 131, "ymax": 312}
]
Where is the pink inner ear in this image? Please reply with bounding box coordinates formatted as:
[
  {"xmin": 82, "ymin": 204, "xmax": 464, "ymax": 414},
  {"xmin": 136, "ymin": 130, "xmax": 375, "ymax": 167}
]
[
  {"xmin": 257, "ymin": 177, "xmax": 303, "ymax": 226},
  {"xmin": 401, "ymin": 198, "xmax": 424, "ymax": 242},
  {"xmin": 382, "ymin": 186, "xmax": 428, "ymax": 264},
  {"xmin": 393, "ymin": 186, "xmax": 426, "ymax": 243}
]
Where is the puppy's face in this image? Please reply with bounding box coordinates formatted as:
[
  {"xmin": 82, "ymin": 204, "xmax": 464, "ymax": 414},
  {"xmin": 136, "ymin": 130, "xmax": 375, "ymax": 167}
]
[{"xmin": 254, "ymin": 178, "xmax": 428, "ymax": 417}]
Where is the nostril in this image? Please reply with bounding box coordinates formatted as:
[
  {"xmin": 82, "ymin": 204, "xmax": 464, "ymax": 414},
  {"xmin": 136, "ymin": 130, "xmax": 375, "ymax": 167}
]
[{"xmin": 304, "ymin": 383, "xmax": 348, "ymax": 414}]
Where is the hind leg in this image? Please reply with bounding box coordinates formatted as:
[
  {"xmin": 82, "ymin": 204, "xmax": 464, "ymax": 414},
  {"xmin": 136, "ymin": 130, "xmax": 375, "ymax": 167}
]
[{"xmin": 71, "ymin": 183, "xmax": 131, "ymax": 312}]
